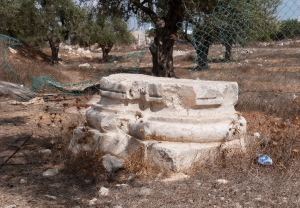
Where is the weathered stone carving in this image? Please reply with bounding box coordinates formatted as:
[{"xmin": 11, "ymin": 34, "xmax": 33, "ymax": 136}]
[{"xmin": 69, "ymin": 74, "xmax": 247, "ymax": 171}]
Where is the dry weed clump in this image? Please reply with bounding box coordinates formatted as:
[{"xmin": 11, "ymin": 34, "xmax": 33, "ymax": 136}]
[
  {"xmin": 124, "ymin": 145, "xmax": 148, "ymax": 174},
  {"xmin": 62, "ymin": 148, "xmax": 107, "ymax": 181},
  {"xmin": 1, "ymin": 61, "xmax": 71, "ymax": 86},
  {"xmin": 124, "ymin": 145, "xmax": 170, "ymax": 179},
  {"xmin": 191, "ymin": 116, "xmax": 300, "ymax": 178},
  {"xmin": 259, "ymin": 119, "xmax": 300, "ymax": 167},
  {"xmin": 238, "ymin": 92, "xmax": 300, "ymax": 119},
  {"xmin": 60, "ymin": 122, "xmax": 106, "ymax": 181}
]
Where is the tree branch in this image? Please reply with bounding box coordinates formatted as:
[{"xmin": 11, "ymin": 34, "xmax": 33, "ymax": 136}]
[{"xmin": 130, "ymin": 0, "xmax": 163, "ymax": 27}]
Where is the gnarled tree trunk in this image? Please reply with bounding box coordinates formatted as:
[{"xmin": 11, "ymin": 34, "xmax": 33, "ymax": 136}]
[
  {"xmin": 150, "ymin": 31, "xmax": 176, "ymax": 77},
  {"xmin": 146, "ymin": 0, "xmax": 185, "ymax": 77},
  {"xmin": 195, "ymin": 35, "xmax": 213, "ymax": 69},
  {"xmin": 223, "ymin": 29, "xmax": 237, "ymax": 62},
  {"xmin": 182, "ymin": 31, "xmax": 213, "ymax": 70},
  {"xmin": 100, "ymin": 43, "xmax": 114, "ymax": 61},
  {"xmin": 48, "ymin": 37, "xmax": 60, "ymax": 65}
]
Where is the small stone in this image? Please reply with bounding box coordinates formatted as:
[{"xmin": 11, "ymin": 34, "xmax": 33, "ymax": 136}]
[
  {"xmin": 4, "ymin": 205, "xmax": 17, "ymax": 208},
  {"xmin": 45, "ymin": 195, "xmax": 57, "ymax": 200},
  {"xmin": 127, "ymin": 174, "xmax": 137, "ymax": 182},
  {"xmin": 253, "ymin": 132, "xmax": 260, "ymax": 139},
  {"xmin": 38, "ymin": 149, "xmax": 52, "ymax": 155},
  {"xmin": 115, "ymin": 184, "xmax": 128, "ymax": 187},
  {"xmin": 79, "ymin": 63, "xmax": 90, "ymax": 68},
  {"xmin": 235, "ymin": 203, "xmax": 243, "ymax": 208},
  {"xmin": 8, "ymin": 47, "xmax": 17, "ymax": 54},
  {"xmin": 194, "ymin": 180, "xmax": 202, "ymax": 186},
  {"xmin": 20, "ymin": 178, "xmax": 27, "ymax": 184},
  {"xmin": 162, "ymin": 173, "xmax": 190, "ymax": 182},
  {"xmin": 215, "ymin": 179, "xmax": 229, "ymax": 184},
  {"xmin": 42, "ymin": 168, "xmax": 59, "ymax": 177},
  {"xmin": 282, "ymin": 197, "xmax": 288, "ymax": 203},
  {"xmin": 188, "ymin": 199, "xmax": 194, "ymax": 203},
  {"xmin": 140, "ymin": 187, "xmax": 152, "ymax": 196},
  {"xmin": 84, "ymin": 180, "xmax": 92, "ymax": 184},
  {"xmin": 88, "ymin": 198, "xmax": 98, "ymax": 206},
  {"xmin": 99, "ymin": 186, "xmax": 109, "ymax": 196},
  {"xmin": 156, "ymin": 172, "xmax": 163, "ymax": 178},
  {"xmin": 113, "ymin": 206, "xmax": 123, "ymax": 208},
  {"xmin": 102, "ymin": 154, "xmax": 125, "ymax": 175}
]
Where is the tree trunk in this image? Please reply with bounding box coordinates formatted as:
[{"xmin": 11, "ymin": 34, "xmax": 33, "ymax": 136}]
[
  {"xmin": 150, "ymin": 33, "xmax": 176, "ymax": 77},
  {"xmin": 223, "ymin": 29, "xmax": 236, "ymax": 62},
  {"xmin": 224, "ymin": 41, "xmax": 232, "ymax": 61},
  {"xmin": 196, "ymin": 37, "xmax": 212, "ymax": 69},
  {"xmin": 194, "ymin": 32, "xmax": 213, "ymax": 70},
  {"xmin": 182, "ymin": 28, "xmax": 213, "ymax": 70},
  {"xmin": 149, "ymin": 0, "xmax": 185, "ymax": 77},
  {"xmin": 48, "ymin": 38, "xmax": 60, "ymax": 65},
  {"xmin": 101, "ymin": 43, "xmax": 114, "ymax": 61}
]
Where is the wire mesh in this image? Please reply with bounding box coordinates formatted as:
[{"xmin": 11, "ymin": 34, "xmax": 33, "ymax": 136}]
[
  {"xmin": 0, "ymin": 0, "xmax": 299, "ymax": 118},
  {"xmin": 179, "ymin": 0, "xmax": 300, "ymax": 117},
  {"xmin": 0, "ymin": 34, "xmax": 23, "ymax": 83}
]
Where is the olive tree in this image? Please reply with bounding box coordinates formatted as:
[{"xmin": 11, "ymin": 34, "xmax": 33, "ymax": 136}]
[
  {"xmin": 0, "ymin": 0, "xmax": 87, "ymax": 65},
  {"xmin": 183, "ymin": 0, "xmax": 281, "ymax": 69}
]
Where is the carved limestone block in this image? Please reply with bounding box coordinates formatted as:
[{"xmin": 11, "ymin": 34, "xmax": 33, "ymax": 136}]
[{"xmin": 71, "ymin": 74, "xmax": 247, "ymax": 171}]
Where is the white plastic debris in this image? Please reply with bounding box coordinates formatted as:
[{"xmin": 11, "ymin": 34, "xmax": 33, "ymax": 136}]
[{"xmin": 257, "ymin": 154, "xmax": 273, "ymax": 166}]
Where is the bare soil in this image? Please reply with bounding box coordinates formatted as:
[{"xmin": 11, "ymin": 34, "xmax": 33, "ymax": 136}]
[{"xmin": 0, "ymin": 39, "xmax": 299, "ymax": 207}]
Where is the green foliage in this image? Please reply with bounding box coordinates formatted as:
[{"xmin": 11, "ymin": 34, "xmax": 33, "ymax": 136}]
[
  {"xmin": 92, "ymin": 17, "xmax": 135, "ymax": 47},
  {"xmin": 0, "ymin": 0, "xmax": 39, "ymax": 44},
  {"xmin": 271, "ymin": 19, "xmax": 300, "ymax": 40},
  {"xmin": 182, "ymin": 0, "xmax": 282, "ymax": 69},
  {"xmin": 0, "ymin": 0, "xmax": 86, "ymax": 46},
  {"xmin": 145, "ymin": 28, "xmax": 156, "ymax": 38},
  {"xmin": 73, "ymin": 1, "xmax": 135, "ymax": 59},
  {"xmin": 189, "ymin": 0, "xmax": 281, "ymax": 45}
]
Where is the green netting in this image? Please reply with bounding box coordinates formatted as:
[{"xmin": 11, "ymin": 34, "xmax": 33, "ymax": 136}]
[
  {"xmin": 0, "ymin": 32, "xmax": 147, "ymax": 94},
  {"xmin": 0, "ymin": 34, "xmax": 23, "ymax": 83},
  {"xmin": 29, "ymin": 48, "xmax": 147, "ymax": 94}
]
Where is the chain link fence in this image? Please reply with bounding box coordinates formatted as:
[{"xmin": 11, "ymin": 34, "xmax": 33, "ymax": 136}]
[
  {"xmin": 0, "ymin": 0, "xmax": 299, "ymax": 118},
  {"xmin": 178, "ymin": 0, "xmax": 300, "ymax": 117}
]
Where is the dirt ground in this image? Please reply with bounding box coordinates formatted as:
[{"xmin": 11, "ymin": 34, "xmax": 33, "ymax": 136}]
[{"xmin": 0, "ymin": 39, "xmax": 299, "ymax": 207}]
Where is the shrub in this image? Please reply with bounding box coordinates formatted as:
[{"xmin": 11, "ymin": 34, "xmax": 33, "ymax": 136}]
[{"xmin": 271, "ymin": 19, "xmax": 300, "ymax": 40}]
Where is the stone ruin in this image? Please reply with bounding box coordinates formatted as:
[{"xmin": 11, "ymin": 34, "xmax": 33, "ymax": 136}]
[{"xmin": 69, "ymin": 73, "xmax": 247, "ymax": 172}]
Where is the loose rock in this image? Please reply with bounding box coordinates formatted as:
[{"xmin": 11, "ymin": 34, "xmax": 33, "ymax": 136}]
[
  {"xmin": 79, "ymin": 63, "xmax": 91, "ymax": 68},
  {"xmin": 19, "ymin": 178, "xmax": 27, "ymax": 184},
  {"xmin": 42, "ymin": 168, "xmax": 59, "ymax": 176},
  {"xmin": 38, "ymin": 149, "xmax": 52, "ymax": 155},
  {"xmin": 45, "ymin": 195, "xmax": 57, "ymax": 200},
  {"xmin": 102, "ymin": 154, "xmax": 125, "ymax": 175},
  {"xmin": 216, "ymin": 179, "xmax": 229, "ymax": 184},
  {"xmin": 140, "ymin": 187, "xmax": 152, "ymax": 196},
  {"xmin": 254, "ymin": 132, "xmax": 261, "ymax": 139},
  {"xmin": 88, "ymin": 198, "xmax": 98, "ymax": 205},
  {"xmin": 99, "ymin": 186, "xmax": 109, "ymax": 196}
]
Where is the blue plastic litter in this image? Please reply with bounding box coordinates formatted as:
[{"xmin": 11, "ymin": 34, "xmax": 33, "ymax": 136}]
[{"xmin": 257, "ymin": 154, "xmax": 273, "ymax": 166}]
